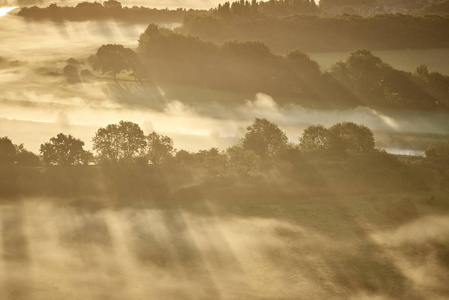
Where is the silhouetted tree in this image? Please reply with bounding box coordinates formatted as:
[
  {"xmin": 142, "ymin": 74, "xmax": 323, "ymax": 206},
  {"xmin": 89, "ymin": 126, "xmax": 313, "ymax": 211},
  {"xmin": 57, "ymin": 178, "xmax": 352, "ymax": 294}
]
[
  {"xmin": 328, "ymin": 122, "xmax": 375, "ymax": 155},
  {"xmin": 299, "ymin": 125, "xmax": 329, "ymax": 153},
  {"xmin": 90, "ymin": 44, "xmax": 140, "ymax": 82},
  {"xmin": 63, "ymin": 64, "xmax": 81, "ymax": 83},
  {"xmin": 201, "ymin": 148, "xmax": 228, "ymax": 173},
  {"xmin": 92, "ymin": 121, "xmax": 146, "ymax": 162},
  {"xmin": 425, "ymin": 142, "xmax": 449, "ymax": 157},
  {"xmin": 0, "ymin": 137, "xmax": 17, "ymax": 165},
  {"xmin": 175, "ymin": 149, "xmax": 198, "ymax": 164},
  {"xmin": 226, "ymin": 145, "xmax": 260, "ymax": 176},
  {"xmin": 285, "ymin": 50, "xmax": 321, "ymax": 79},
  {"xmin": 40, "ymin": 133, "xmax": 88, "ymax": 166},
  {"xmin": 15, "ymin": 144, "xmax": 40, "ymax": 167},
  {"xmin": 146, "ymin": 131, "xmax": 174, "ymax": 164},
  {"xmin": 242, "ymin": 118, "xmax": 288, "ymax": 158},
  {"xmin": 425, "ymin": 145, "xmax": 437, "ymax": 158},
  {"xmin": 103, "ymin": 0, "xmax": 122, "ymax": 9}
]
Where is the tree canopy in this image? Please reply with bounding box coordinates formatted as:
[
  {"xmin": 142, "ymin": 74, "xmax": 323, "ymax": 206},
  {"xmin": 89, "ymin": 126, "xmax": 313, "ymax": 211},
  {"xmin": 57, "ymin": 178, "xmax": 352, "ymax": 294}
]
[
  {"xmin": 92, "ymin": 121, "xmax": 146, "ymax": 162},
  {"xmin": 40, "ymin": 133, "xmax": 89, "ymax": 166},
  {"xmin": 90, "ymin": 44, "xmax": 140, "ymax": 81},
  {"xmin": 242, "ymin": 118, "xmax": 289, "ymax": 158},
  {"xmin": 146, "ymin": 131, "xmax": 174, "ymax": 164},
  {"xmin": 299, "ymin": 122, "xmax": 375, "ymax": 156},
  {"xmin": 299, "ymin": 125, "xmax": 329, "ymax": 153},
  {"xmin": 0, "ymin": 137, "xmax": 17, "ymax": 165},
  {"xmin": 328, "ymin": 122, "xmax": 375, "ymax": 155}
]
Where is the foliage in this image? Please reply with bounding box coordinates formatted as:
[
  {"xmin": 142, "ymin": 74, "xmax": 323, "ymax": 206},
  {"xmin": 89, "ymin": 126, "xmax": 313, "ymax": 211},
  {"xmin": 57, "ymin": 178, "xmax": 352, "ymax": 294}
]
[
  {"xmin": 299, "ymin": 125, "xmax": 329, "ymax": 153},
  {"xmin": 0, "ymin": 137, "xmax": 17, "ymax": 165},
  {"xmin": 0, "ymin": 118, "xmax": 440, "ymax": 197},
  {"xmin": 92, "ymin": 121, "xmax": 146, "ymax": 162},
  {"xmin": 15, "ymin": 144, "xmax": 40, "ymax": 167},
  {"xmin": 215, "ymin": 0, "xmax": 318, "ymax": 18},
  {"xmin": 330, "ymin": 50, "xmax": 443, "ymax": 110},
  {"xmin": 226, "ymin": 145, "xmax": 261, "ymax": 176},
  {"xmin": 146, "ymin": 131, "xmax": 174, "ymax": 164},
  {"xmin": 425, "ymin": 142, "xmax": 449, "ymax": 158},
  {"xmin": 242, "ymin": 118, "xmax": 289, "ymax": 158},
  {"xmin": 299, "ymin": 122, "xmax": 375, "ymax": 157},
  {"xmin": 40, "ymin": 133, "xmax": 88, "ymax": 166},
  {"xmin": 63, "ymin": 64, "xmax": 81, "ymax": 84},
  {"xmin": 328, "ymin": 122, "xmax": 375, "ymax": 155},
  {"xmin": 135, "ymin": 26, "xmax": 449, "ymax": 111},
  {"xmin": 18, "ymin": 1, "xmax": 198, "ymax": 23},
  {"xmin": 90, "ymin": 44, "xmax": 140, "ymax": 81},
  {"xmin": 183, "ymin": 13, "xmax": 449, "ymax": 53}
]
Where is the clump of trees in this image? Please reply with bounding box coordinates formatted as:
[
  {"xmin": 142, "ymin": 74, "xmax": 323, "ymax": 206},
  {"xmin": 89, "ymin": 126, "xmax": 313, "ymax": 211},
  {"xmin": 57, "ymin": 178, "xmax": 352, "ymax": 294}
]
[
  {"xmin": 80, "ymin": 24, "xmax": 449, "ymax": 112},
  {"xmin": 136, "ymin": 24, "xmax": 335, "ymax": 106},
  {"xmin": 89, "ymin": 44, "xmax": 141, "ymax": 82},
  {"xmin": 0, "ymin": 137, "xmax": 40, "ymax": 167},
  {"xmin": 92, "ymin": 120, "xmax": 175, "ymax": 164},
  {"xmin": 425, "ymin": 141, "xmax": 449, "ymax": 158},
  {"xmin": 1, "ymin": 118, "xmax": 444, "ymax": 198},
  {"xmin": 330, "ymin": 50, "xmax": 448, "ymax": 110},
  {"xmin": 132, "ymin": 26, "xmax": 449, "ymax": 110},
  {"xmin": 40, "ymin": 133, "xmax": 93, "ymax": 166},
  {"xmin": 215, "ymin": 0, "xmax": 318, "ymax": 18},
  {"xmin": 241, "ymin": 118, "xmax": 289, "ymax": 158},
  {"xmin": 183, "ymin": 13, "xmax": 449, "ymax": 53},
  {"xmin": 299, "ymin": 122, "xmax": 375, "ymax": 157},
  {"xmin": 17, "ymin": 0, "xmax": 202, "ymax": 23},
  {"xmin": 33, "ymin": 118, "xmax": 378, "ymax": 170}
]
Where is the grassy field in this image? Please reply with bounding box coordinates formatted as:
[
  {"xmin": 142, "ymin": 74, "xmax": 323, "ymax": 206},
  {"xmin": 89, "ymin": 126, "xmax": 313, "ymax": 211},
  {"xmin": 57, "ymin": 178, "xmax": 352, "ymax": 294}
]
[{"xmin": 0, "ymin": 188, "xmax": 448, "ymax": 299}]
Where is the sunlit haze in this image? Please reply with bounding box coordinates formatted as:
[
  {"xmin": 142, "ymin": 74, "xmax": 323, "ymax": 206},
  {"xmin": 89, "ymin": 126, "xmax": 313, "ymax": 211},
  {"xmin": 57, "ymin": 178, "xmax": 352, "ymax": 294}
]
[{"xmin": 1, "ymin": 0, "xmax": 449, "ymax": 299}]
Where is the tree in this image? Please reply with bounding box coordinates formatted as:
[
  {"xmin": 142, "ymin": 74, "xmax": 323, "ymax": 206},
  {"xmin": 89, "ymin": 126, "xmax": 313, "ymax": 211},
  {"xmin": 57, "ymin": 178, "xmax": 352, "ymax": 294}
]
[
  {"xmin": 146, "ymin": 131, "xmax": 174, "ymax": 164},
  {"xmin": 92, "ymin": 121, "xmax": 146, "ymax": 162},
  {"xmin": 40, "ymin": 133, "xmax": 87, "ymax": 166},
  {"xmin": 242, "ymin": 118, "xmax": 288, "ymax": 158},
  {"xmin": 63, "ymin": 64, "xmax": 81, "ymax": 84},
  {"xmin": 226, "ymin": 145, "xmax": 260, "ymax": 176},
  {"xmin": 425, "ymin": 145, "xmax": 437, "ymax": 158},
  {"xmin": 175, "ymin": 149, "xmax": 197, "ymax": 164},
  {"xmin": 330, "ymin": 49, "xmax": 384, "ymax": 94},
  {"xmin": 0, "ymin": 137, "xmax": 17, "ymax": 165},
  {"xmin": 103, "ymin": 0, "xmax": 122, "ymax": 9},
  {"xmin": 90, "ymin": 44, "xmax": 140, "ymax": 82},
  {"xmin": 328, "ymin": 122, "xmax": 375, "ymax": 155},
  {"xmin": 15, "ymin": 144, "xmax": 40, "ymax": 167},
  {"xmin": 285, "ymin": 50, "xmax": 321, "ymax": 79},
  {"xmin": 425, "ymin": 142, "xmax": 449, "ymax": 158},
  {"xmin": 299, "ymin": 124, "xmax": 329, "ymax": 153}
]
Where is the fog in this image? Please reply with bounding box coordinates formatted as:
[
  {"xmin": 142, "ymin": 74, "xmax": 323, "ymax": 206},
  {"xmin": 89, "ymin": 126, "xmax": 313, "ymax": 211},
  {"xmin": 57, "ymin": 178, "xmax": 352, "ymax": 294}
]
[
  {"xmin": 1, "ymin": 4, "xmax": 449, "ymax": 299},
  {"xmin": 1, "ymin": 13, "xmax": 448, "ymax": 154},
  {"xmin": 0, "ymin": 197, "xmax": 446, "ymax": 299}
]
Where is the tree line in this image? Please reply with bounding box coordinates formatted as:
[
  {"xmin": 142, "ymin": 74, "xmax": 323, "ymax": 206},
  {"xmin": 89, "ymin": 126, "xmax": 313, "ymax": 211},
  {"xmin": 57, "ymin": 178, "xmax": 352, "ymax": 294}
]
[
  {"xmin": 86, "ymin": 26, "xmax": 449, "ymax": 111},
  {"xmin": 0, "ymin": 118, "xmax": 380, "ymax": 169},
  {"xmin": 17, "ymin": 0, "xmax": 448, "ymax": 24},
  {"xmin": 1, "ymin": 118, "xmax": 412, "ymax": 196},
  {"xmin": 182, "ymin": 13, "xmax": 449, "ymax": 53},
  {"xmin": 2, "ymin": 118, "xmax": 445, "ymax": 198},
  {"xmin": 17, "ymin": 0, "xmax": 204, "ymax": 23},
  {"xmin": 215, "ymin": 0, "xmax": 319, "ymax": 18}
]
